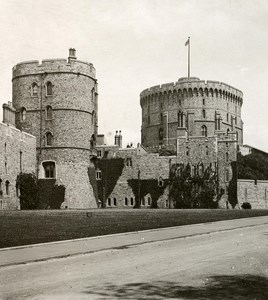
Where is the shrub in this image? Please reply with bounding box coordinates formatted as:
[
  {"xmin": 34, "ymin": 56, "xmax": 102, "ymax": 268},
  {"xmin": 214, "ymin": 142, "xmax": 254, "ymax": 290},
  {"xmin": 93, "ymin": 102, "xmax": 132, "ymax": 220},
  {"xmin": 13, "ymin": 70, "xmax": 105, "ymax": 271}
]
[{"xmin": 241, "ymin": 202, "xmax": 252, "ymax": 209}]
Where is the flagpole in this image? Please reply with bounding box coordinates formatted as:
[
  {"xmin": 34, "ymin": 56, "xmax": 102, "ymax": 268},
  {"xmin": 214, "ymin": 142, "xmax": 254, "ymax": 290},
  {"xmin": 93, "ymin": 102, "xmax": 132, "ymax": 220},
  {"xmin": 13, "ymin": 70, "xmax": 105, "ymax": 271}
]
[{"xmin": 188, "ymin": 37, "xmax": 190, "ymax": 79}]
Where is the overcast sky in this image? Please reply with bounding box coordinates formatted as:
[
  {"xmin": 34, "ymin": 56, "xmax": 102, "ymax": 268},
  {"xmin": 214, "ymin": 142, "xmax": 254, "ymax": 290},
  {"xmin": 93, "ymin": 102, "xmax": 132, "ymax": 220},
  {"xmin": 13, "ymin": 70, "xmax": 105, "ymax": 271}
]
[{"xmin": 0, "ymin": 0, "xmax": 267, "ymax": 150}]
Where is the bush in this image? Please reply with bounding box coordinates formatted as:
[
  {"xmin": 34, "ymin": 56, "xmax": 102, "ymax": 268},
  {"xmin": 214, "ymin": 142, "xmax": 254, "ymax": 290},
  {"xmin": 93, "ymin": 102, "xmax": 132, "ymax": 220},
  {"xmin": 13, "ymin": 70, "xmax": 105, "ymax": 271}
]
[{"xmin": 241, "ymin": 202, "xmax": 252, "ymax": 209}]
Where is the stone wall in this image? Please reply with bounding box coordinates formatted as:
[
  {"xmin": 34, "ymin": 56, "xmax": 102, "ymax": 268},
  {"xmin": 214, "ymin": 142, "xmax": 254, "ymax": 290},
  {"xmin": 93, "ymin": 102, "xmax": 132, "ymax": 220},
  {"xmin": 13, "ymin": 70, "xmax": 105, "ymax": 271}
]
[
  {"xmin": 237, "ymin": 179, "xmax": 268, "ymax": 209},
  {"xmin": 95, "ymin": 131, "xmax": 237, "ymax": 209},
  {"xmin": 0, "ymin": 123, "xmax": 36, "ymax": 209}
]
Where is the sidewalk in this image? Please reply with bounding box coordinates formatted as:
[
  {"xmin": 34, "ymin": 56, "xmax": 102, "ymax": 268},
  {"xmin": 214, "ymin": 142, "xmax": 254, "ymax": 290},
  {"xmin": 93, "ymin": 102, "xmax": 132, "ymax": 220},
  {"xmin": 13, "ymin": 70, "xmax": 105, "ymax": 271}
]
[{"xmin": 1, "ymin": 216, "xmax": 267, "ymax": 268}]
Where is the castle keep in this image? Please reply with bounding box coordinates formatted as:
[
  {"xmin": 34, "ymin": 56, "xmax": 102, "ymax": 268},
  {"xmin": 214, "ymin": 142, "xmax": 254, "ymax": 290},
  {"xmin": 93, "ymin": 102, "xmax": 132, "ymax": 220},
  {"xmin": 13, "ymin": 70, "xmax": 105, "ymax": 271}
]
[{"xmin": 140, "ymin": 77, "xmax": 243, "ymax": 148}]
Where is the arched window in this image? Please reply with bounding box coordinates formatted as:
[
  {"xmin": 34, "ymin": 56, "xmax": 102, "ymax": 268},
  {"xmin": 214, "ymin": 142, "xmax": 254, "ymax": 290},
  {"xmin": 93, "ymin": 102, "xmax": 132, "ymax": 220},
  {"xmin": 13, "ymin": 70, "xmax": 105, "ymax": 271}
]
[
  {"xmin": 202, "ymin": 109, "xmax": 206, "ymax": 119},
  {"xmin": 203, "ymin": 99, "xmax": 205, "ymax": 106},
  {"xmin": 21, "ymin": 107, "xmax": 26, "ymax": 121},
  {"xmin": 130, "ymin": 197, "xmax": 134, "ymax": 206},
  {"xmin": 5, "ymin": 180, "xmax": 10, "ymax": 195},
  {"xmin": 186, "ymin": 147, "xmax": 189, "ymax": 156},
  {"xmin": 31, "ymin": 83, "xmax": 38, "ymax": 97},
  {"xmin": 159, "ymin": 128, "xmax": 163, "ymax": 140},
  {"xmin": 46, "ymin": 106, "xmax": 53, "ymax": 120},
  {"xmin": 125, "ymin": 198, "xmax": 128, "ymax": 206},
  {"xmin": 191, "ymin": 166, "xmax": 196, "ymax": 177},
  {"xmin": 226, "ymin": 152, "xmax": 229, "ymax": 162},
  {"xmin": 113, "ymin": 198, "xmax": 117, "ymax": 206},
  {"xmin": 158, "ymin": 176, "xmax": 164, "ymax": 187},
  {"xmin": 148, "ymin": 196, "xmax": 151, "ymax": 206},
  {"xmin": 46, "ymin": 82, "xmax": 53, "ymax": 96},
  {"xmin": 0, "ymin": 179, "xmax": 2, "ymax": 196},
  {"xmin": 198, "ymin": 164, "xmax": 203, "ymax": 177},
  {"xmin": 107, "ymin": 198, "xmax": 111, "ymax": 206},
  {"xmin": 201, "ymin": 125, "xmax": 207, "ymax": 137},
  {"xmin": 46, "ymin": 132, "xmax": 53, "ymax": 146},
  {"xmin": 178, "ymin": 111, "xmax": 183, "ymax": 127},
  {"xmin": 42, "ymin": 161, "xmax": 55, "ymax": 178}
]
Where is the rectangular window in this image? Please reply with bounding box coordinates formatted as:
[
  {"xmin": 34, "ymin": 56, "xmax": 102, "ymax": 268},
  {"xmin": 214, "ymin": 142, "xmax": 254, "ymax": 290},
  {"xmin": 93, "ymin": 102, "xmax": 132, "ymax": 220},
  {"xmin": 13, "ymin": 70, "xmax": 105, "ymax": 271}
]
[
  {"xmin": 97, "ymin": 150, "xmax": 102, "ymax": 158},
  {"xmin": 96, "ymin": 170, "xmax": 102, "ymax": 180},
  {"xmin": 43, "ymin": 161, "xmax": 55, "ymax": 178},
  {"xmin": 126, "ymin": 158, "xmax": 132, "ymax": 167}
]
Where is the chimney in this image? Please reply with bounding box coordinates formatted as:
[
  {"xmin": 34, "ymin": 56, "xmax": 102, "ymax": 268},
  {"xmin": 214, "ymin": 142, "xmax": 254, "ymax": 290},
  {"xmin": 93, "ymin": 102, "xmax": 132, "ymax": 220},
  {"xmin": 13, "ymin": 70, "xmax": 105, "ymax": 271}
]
[
  {"xmin": 68, "ymin": 48, "xmax": 77, "ymax": 62},
  {"xmin": 114, "ymin": 131, "xmax": 118, "ymax": 145},
  {"xmin": 2, "ymin": 102, "xmax": 16, "ymax": 126},
  {"xmin": 118, "ymin": 130, "xmax": 122, "ymax": 148}
]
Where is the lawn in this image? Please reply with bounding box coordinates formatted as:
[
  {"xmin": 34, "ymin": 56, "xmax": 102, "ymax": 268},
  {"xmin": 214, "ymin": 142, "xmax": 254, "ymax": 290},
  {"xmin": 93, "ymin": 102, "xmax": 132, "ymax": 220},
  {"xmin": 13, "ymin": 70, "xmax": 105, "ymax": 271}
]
[{"xmin": 0, "ymin": 209, "xmax": 268, "ymax": 248}]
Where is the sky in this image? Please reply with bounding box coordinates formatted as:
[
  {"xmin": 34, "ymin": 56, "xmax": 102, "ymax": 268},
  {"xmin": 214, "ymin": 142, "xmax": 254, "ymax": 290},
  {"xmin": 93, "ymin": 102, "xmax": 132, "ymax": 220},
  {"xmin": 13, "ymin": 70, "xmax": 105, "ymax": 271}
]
[{"xmin": 0, "ymin": 0, "xmax": 267, "ymax": 150}]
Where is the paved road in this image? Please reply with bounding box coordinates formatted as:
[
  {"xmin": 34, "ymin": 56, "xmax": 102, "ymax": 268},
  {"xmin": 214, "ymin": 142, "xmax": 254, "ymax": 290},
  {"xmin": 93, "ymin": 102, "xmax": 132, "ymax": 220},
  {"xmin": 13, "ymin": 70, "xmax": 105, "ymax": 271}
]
[{"xmin": 0, "ymin": 217, "xmax": 267, "ymax": 299}]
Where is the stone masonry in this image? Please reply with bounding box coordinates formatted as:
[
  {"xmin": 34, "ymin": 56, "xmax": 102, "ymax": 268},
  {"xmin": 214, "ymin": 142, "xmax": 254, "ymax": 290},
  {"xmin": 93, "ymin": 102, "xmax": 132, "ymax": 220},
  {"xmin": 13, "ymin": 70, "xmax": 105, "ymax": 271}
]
[{"xmin": 0, "ymin": 103, "xmax": 36, "ymax": 209}]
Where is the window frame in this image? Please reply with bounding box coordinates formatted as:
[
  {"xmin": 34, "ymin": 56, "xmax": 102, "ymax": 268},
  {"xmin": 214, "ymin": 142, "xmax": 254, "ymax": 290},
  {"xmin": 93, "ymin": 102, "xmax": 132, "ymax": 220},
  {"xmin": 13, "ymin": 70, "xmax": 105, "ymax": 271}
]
[{"xmin": 42, "ymin": 161, "xmax": 56, "ymax": 179}]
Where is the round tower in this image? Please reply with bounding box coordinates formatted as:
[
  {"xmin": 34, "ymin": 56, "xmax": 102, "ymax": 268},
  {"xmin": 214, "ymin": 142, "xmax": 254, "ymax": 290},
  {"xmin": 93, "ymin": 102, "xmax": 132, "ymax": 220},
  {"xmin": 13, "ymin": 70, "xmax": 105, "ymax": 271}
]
[
  {"xmin": 12, "ymin": 49, "xmax": 98, "ymax": 208},
  {"xmin": 140, "ymin": 77, "xmax": 243, "ymax": 149}
]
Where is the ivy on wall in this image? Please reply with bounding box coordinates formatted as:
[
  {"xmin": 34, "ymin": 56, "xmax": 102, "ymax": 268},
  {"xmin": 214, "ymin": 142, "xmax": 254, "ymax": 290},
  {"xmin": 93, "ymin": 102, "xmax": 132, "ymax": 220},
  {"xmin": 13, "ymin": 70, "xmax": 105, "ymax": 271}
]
[
  {"xmin": 169, "ymin": 163, "xmax": 218, "ymax": 208},
  {"xmin": 17, "ymin": 173, "xmax": 39, "ymax": 210},
  {"xmin": 92, "ymin": 157, "xmax": 125, "ymax": 208},
  {"xmin": 127, "ymin": 179, "xmax": 169, "ymax": 208},
  {"xmin": 87, "ymin": 165, "xmax": 99, "ymax": 207},
  {"xmin": 38, "ymin": 179, "xmax": 65, "ymax": 209},
  {"xmin": 16, "ymin": 173, "xmax": 65, "ymax": 209},
  {"xmin": 228, "ymin": 161, "xmax": 238, "ymax": 208}
]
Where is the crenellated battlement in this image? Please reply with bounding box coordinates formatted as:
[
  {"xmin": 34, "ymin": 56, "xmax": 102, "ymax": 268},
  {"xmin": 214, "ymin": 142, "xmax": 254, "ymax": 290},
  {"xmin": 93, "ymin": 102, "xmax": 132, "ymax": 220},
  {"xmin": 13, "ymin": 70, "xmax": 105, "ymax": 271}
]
[
  {"xmin": 140, "ymin": 77, "xmax": 243, "ymax": 102},
  {"xmin": 12, "ymin": 56, "xmax": 96, "ymax": 80}
]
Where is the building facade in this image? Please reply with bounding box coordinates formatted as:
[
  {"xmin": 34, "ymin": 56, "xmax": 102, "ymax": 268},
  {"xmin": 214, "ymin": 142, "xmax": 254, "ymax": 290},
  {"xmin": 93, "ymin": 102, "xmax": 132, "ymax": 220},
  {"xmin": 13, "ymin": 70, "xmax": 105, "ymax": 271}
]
[
  {"xmin": 12, "ymin": 49, "xmax": 98, "ymax": 208},
  {"xmin": 0, "ymin": 102, "xmax": 36, "ymax": 209}
]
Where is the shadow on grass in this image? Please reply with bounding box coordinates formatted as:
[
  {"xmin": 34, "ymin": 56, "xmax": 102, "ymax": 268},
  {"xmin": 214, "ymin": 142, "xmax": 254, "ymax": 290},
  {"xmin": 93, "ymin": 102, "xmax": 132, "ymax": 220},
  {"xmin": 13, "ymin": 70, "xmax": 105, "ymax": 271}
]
[{"xmin": 83, "ymin": 275, "xmax": 268, "ymax": 299}]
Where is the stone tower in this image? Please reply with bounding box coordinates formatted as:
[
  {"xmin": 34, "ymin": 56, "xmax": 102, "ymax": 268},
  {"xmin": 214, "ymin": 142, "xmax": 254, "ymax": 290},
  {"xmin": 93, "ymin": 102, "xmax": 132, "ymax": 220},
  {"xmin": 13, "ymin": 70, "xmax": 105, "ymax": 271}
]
[
  {"xmin": 140, "ymin": 77, "xmax": 243, "ymax": 148},
  {"xmin": 12, "ymin": 49, "xmax": 98, "ymax": 208}
]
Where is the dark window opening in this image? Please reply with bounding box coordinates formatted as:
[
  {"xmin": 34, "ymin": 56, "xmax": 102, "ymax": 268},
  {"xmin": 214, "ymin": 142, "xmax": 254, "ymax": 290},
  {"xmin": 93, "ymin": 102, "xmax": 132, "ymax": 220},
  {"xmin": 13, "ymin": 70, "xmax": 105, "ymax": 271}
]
[
  {"xmin": 42, "ymin": 161, "xmax": 55, "ymax": 178},
  {"xmin": 5, "ymin": 181, "xmax": 10, "ymax": 195},
  {"xmin": 201, "ymin": 125, "xmax": 207, "ymax": 137},
  {"xmin": 46, "ymin": 82, "xmax": 53, "ymax": 96},
  {"xmin": 46, "ymin": 132, "xmax": 53, "ymax": 146},
  {"xmin": 46, "ymin": 106, "xmax": 53, "ymax": 120}
]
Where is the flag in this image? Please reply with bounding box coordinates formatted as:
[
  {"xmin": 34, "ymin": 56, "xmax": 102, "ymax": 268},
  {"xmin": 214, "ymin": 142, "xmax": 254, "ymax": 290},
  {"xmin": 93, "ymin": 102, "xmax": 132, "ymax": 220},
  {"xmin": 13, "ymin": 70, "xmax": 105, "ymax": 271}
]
[{"xmin": 185, "ymin": 38, "xmax": 189, "ymax": 46}]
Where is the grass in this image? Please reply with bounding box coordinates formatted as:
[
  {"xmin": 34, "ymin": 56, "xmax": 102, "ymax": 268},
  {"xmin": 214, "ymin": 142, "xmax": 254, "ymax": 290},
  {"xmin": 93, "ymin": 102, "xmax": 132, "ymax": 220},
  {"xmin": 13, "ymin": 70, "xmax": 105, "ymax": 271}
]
[{"xmin": 0, "ymin": 209, "xmax": 268, "ymax": 248}]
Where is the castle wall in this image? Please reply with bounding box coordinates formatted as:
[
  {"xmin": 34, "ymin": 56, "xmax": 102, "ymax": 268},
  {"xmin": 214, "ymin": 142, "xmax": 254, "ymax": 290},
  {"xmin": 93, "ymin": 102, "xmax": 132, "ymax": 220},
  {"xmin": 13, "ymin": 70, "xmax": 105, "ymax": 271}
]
[
  {"xmin": 140, "ymin": 77, "xmax": 243, "ymax": 148},
  {"xmin": 0, "ymin": 123, "xmax": 36, "ymax": 210},
  {"xmin": 237, "ymin": 179, "xmax": 268, "ymax": 209},
  {"xmin": 95, "ymin": 146, "xmax": 172, "ymax": 208},
  {"xmin": 12, "ymin": 53, "xmax": 98, "ymax": 208}
]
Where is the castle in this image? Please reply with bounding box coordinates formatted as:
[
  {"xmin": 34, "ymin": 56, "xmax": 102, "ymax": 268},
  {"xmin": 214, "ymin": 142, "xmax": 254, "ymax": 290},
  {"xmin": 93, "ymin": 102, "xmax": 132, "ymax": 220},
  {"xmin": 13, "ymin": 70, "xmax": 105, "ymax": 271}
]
[{"xmin": 0, "ymin": 49, "xmax": 267, "ymax": 210}]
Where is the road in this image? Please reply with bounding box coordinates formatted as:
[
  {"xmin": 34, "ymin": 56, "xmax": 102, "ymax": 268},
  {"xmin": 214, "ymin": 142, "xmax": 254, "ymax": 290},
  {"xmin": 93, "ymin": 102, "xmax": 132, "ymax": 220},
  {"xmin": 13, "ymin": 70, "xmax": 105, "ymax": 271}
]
[{"xmin": 0, "ymin": 219, "xmax": 267, "ymax": 299}]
